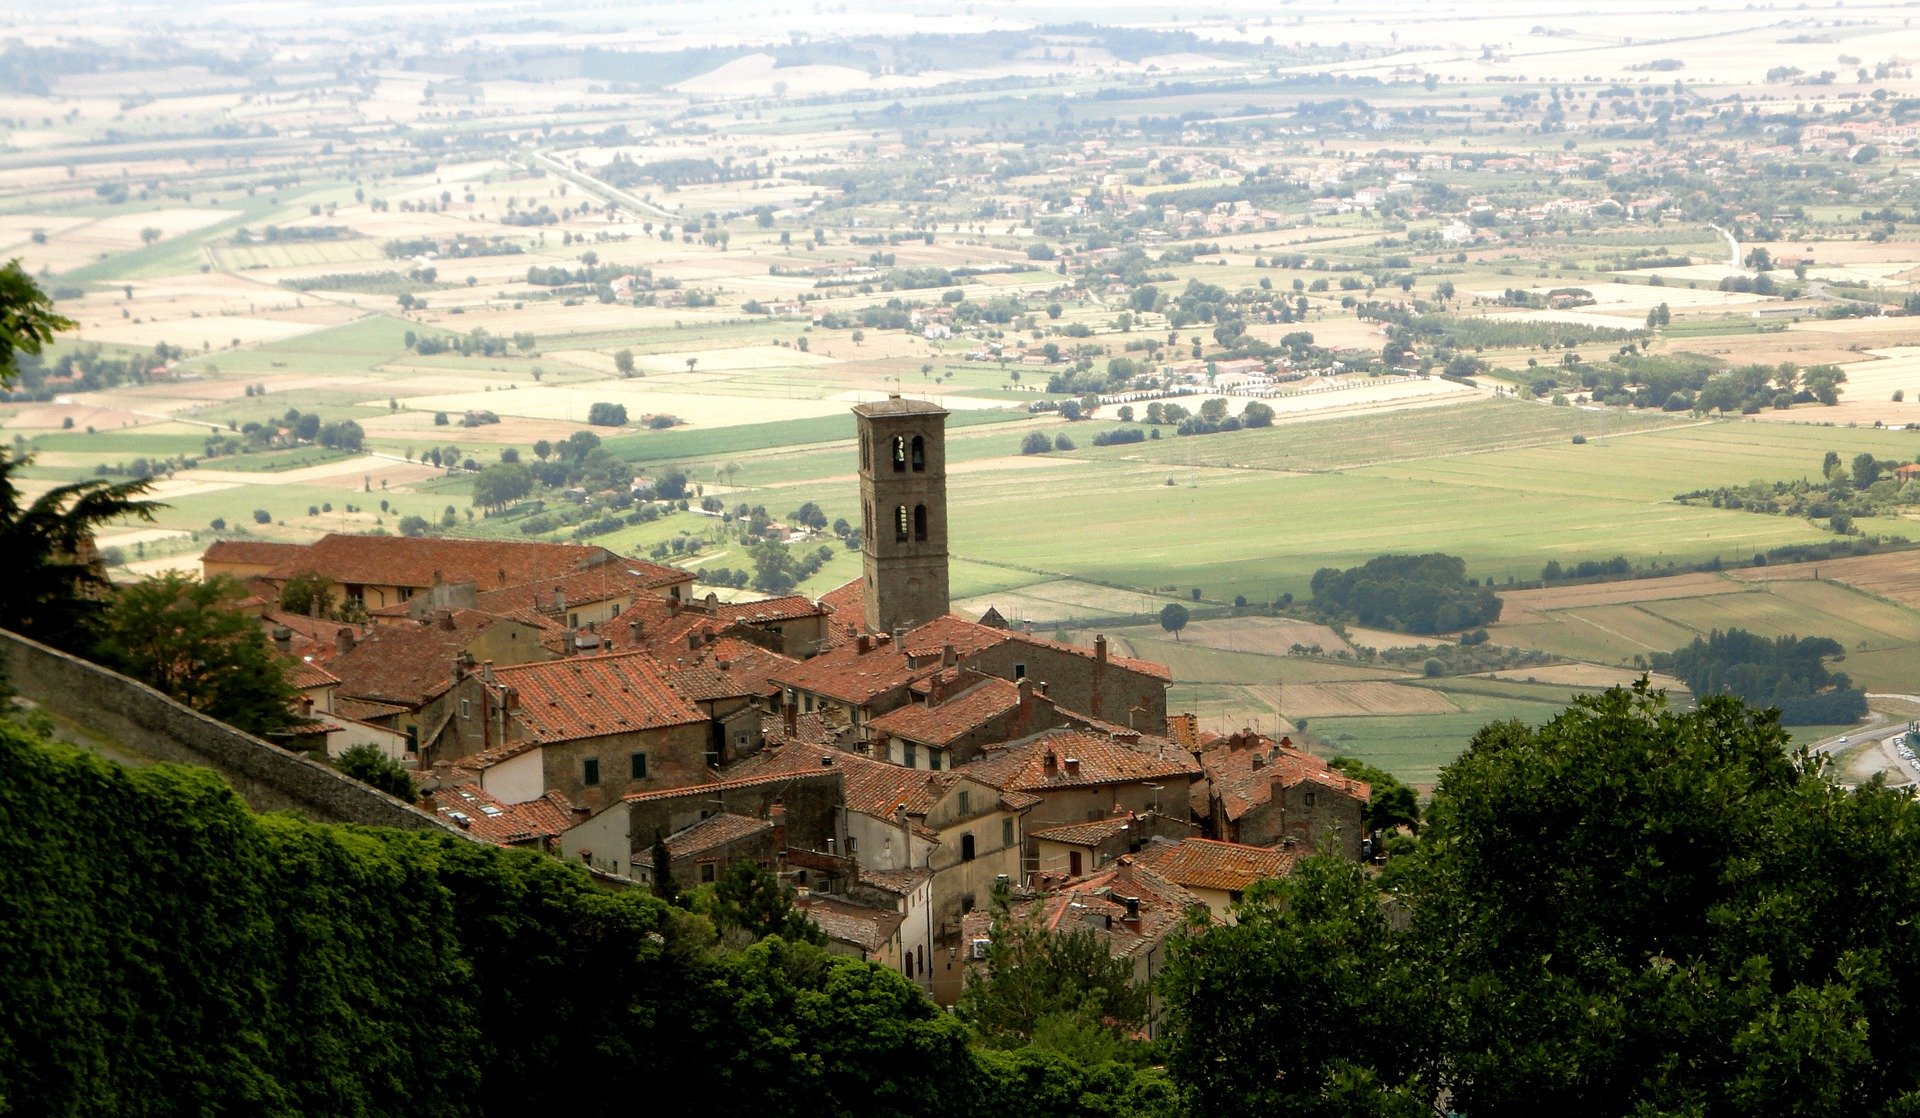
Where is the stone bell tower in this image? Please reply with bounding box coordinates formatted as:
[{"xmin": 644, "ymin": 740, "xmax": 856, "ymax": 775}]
[{"xmin": 854, "ymin": 394, "xmax": 949, "ymax": 635}]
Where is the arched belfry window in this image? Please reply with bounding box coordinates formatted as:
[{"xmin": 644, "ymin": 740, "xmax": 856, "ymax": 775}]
[
  {"xmin": 892, "ymin": 435, "xmax": 907, "ymax": 472},
  {"xmin": 894, "ymin": 505, "xmax": 910, "ymax": 542},
  {"xmin": 913, "ymin": 504, "xmax": 928, "ymax": 542},
  {"xmin": 910, "ymin": 435, "xmax": 925, "ymax": 472}
]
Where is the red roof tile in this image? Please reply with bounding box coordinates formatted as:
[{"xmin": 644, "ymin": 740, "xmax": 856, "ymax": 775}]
[
  {"xmin": 262, "ymin": 533, "xmax": 612, "ymax": 590},
  {"xmin": 960, "ymin": 727, "xmax": 1199, "ymax": 793},
  {"xmin": 1138, "ymin": 837, "xmax": 1297, "ymax": 893},
  {"xmin": 664, "ymin": 812, "xmax": 773, "ymax": 857},
  {"xmin": 800, "ymin": 897, "xmax": 905, "ymax": 954},
  {"xmin": 203, "ymin": 540, "xmax": 307, "ymax": 568},
  {"xmin": 491, "ymin": 651, "xmax": 707, "ymax": 744},
  {"xmin": 868, "ymin": 676, "xmax": 1020, "ymax": 746},
  {"xmin": 819, "ymin": 579, "xmax": 865, "ymax": 647},
  {"xmin": 768, "ymin": 636, "xmax": 925, "ymax": 707},
  {"xmin": 712, "ymin": 595, "xmax": 827, "ymax": 625},
  {"xmin": 429, "ymin": 786, "xmax": 574, "ymax": 846},
  {"xmin": 1030, "ymin": 817, "xmax": 1134, "ymax": 847},
  {"xmin": 1200, "ymin": 734, "xmax": 1370, "ymax": 823},
  {"xmin": 329, "ymin": 610, "xmax": 542, "ymax": 708}
]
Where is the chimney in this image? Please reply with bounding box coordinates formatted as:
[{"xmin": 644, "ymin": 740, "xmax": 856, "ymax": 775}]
[
  {"xmin": 856, "ymin": 634, "xmax": 871, "ymax": 654},
  {"xmin": 481, "ymin": 659, "xmax": 495, "ymax": 684},
  {"xmin": 1044, "ymin": 750, "xmax": 1058, "ymax": 776},
  {"xmin": 628, "ymin": 618, "xmax": 642, "ymax": 643},
  {"xmin": 554, "ymin": 587, "xmax": 566, "ymax": 613},
  {"xmin": 1064, "ymin": 757, "xmax": 1081, "ymax": 777},
  {"xmin": 1015, "ymin": 677, "xmax": 1033, "ymax": 707},
  {"xmin": 941, "ymin": 642, "xmax": 957, "ymax": 669},
  {"xmin": 667, "ymin": 596, "xmax": 680, "ymax": 616},
  {"xmin": 270, "ymin": 625, "xmax": 292, "ymax": 654},
  {"xmin": 1122, "ymin": 896, "xmax": 1141, "ymax": 929},
  {"xmin": 334, "ymin": 627, "xmax": 356, "ymax": 656},
  {"xmin": 1035, "ymin": 681, "xmax": 1050, "ymax": 699},
  {"xmin": 435, "ymin": 609, "xmax": 457, "ymax": 631},
  {"xmin": 1251, "ymin": 752, "xmax": 1265, "ymax": 770},
  {"xmin": 783, "ymin": 696, "xmax": 799, "ymax": 737},
  {"xmin": 1094, "ymin": 634, "xmax": 1108, "ymax": 664}
]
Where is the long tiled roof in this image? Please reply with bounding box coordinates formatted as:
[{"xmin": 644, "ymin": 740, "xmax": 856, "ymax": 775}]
[
  {"xmin": 1200, "ymin": 736, "xmax": 1370, "ymax": 823},
  {"xmin": 429, "ymin": 786, "xmax": 574, "ymax": 846},
  {"xmin": 712, "ymin": 596, "xmax": 826, "ymax": 625},
  {"xmin": 621, "ymin": 766, "xmax": 842, "ymax": 804},
  {"xmin": 1030, "ymin": 817, "xmax": 1134, "ymax": 847},
  {"xmin": 729, "ymin": 742, "xmax": 1033, "ymax": 829},
  {"xmin": 768, "ymin": 637, "xmax": 924, "ymax": 706},
  {"xmin": 664, "ymin": 639, "xmax": 796, "ymax": 703},
  {"xmin": 867, "ymin": 676, "xmax": 1020, "ymax": 746},
  {"xmin": 801, "ymin": 897, "xmax": 905, "ymax": 954},
  {"xmin": 665, "ymin": 812, "xmax": 773, "ymax": 857},
  {"xmin": 1138, "ymin": 837, "xmax": 1297, "ymax": 893},
  {"xmin": 203, "ymin": 540, "xmax": 306, "ymax": 568},
  {"xmin": 960, "ymin": 727, "xmax": 1199, "ymax": 793},
  {"xmin": 330, "ymin": 610, "xmax": 536, "ymax": 708},
  {"xmin": 492, "ymin": 651, "xmax": 707, "ymax": 743},
  {"xmin": 263, "ymin": 533, "xmax": 609, "ymax": 590}
]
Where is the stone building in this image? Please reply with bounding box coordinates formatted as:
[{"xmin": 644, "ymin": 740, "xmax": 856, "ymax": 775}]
[{"xmin": 856, "ymin": 395, "xmax": 950, "ymax": 636}]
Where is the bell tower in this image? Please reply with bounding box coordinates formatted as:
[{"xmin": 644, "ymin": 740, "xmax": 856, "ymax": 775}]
[{"xmin": 854, "ymin": 394, "xmax": 949, "ymax": 636}]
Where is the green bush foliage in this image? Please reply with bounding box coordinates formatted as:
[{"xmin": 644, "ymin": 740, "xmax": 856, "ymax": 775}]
[
  {"xmin": 0, "ymin": 723, "xmax": 1166, "ymax": 1116},
  {"xmin": 1309, "ymin": 553, "xmax": 1502, "ymax": 634}
]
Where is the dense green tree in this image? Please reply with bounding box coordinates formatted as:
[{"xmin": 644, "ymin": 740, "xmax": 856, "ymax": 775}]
[
  {"xmin": 1328, "ymin": 755, "xmax": 1419, "ymax": 833},
  {"xmin": 472, "ymin": 462, "xmax": 534, "ymax": 510},
  {"xmin": 91, "ymin": 573, "xmax": 296, "ymax": 738},
  {"xmin": 276, "ymin": 571, "xmax": 339, "ymax": 617},
  {"xmin": 336, "ymin": 743, "xmax": 417, "ymax": 801},
  {"xmin": 1158, "ymin": 602, "xmax": 1190, "ymax": 641},
  {"xmin": 956, "ymin": 880, "xmax": 1148, "ymax": 1050},
  {"xmin": 702, "ymin": 861, "xmax": 824, "ymax": 946}
]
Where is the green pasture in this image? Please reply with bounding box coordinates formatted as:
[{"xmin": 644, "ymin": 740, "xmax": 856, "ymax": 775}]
[{"xmin": 1311, "ymin": 694, "xmax": 1569, "ymax": 786}]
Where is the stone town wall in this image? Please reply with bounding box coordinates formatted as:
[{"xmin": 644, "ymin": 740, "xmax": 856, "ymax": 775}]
[{"xmin": 1, "ymin": 629, "xmax": 452, "ymax": 833}]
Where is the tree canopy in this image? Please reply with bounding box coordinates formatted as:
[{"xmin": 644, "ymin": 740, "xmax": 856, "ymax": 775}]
[
  {"xmin": 1163, "ymin": 685, "xmax": 1920, "ymax": 1116},
  {"xmin": 1309, "ymin": 552, "xmax": 1502, "ymax": 634}
]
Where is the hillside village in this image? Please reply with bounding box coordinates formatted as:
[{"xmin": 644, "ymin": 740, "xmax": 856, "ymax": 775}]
[{"xmin": 205, "ymin": 394, "xmax": 1370, "ymax": 998}]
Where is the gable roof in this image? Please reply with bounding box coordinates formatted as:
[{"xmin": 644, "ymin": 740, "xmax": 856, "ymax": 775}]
[
  {"xmin": 818, "ymin": 579, "xmax": 866, "ymax": 648},
  {"xmin": 263, "ymin": 533, "xmax": 611, "ymax": 590},
  {"xmin": 329, "ymin": 610, "xmax": 541, "ymax": 708},
  {"xmin": 767, "ymin": 635, "xmax": 925, "ymax": 707},
  {"xmin": 868, "ymin": 676, "xmax": 1021, "ymax": 747},
  {"xmin": 1030, "ymin": 816, "xmax": 1134, "ymax": 848},
  {"xmin": 801, "ymin": 896, "xmax": 905, "ymax": 954},
  {"xmin": 711, "ymin": 595, "xmax": 827, "ymax": 626},
  {"xmin": 1199, "ymin": 733, "xmax": 1370, "ymax": 823},
  {"xmin": 728, "ymin": 742, "xmax": 1034, "ymax": 831},
  {"xmin": 492, "ymin": 651, "xmax": 708, "ymax": 744},
  {"xmin": 428, "ymin": 785, "xmax": 574, "ymax": 846},
  {"xmin": 1137, "ymin": 837, "xmax": 1297, "ymax": 893},
  {"xmin": 664, "ymin": 812, "xmax": 773, "ymax": 858},
  {"xmin": 203, "ymin": 540, "xmax": 306, "ymax": 569},
  {"xmin": 959, "ymin": 727, "xmax": 1199, "ymax": 793}
]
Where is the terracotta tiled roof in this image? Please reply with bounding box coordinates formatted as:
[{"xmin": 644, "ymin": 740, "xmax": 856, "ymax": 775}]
[
  {"xmin": 768, "ymin": 636, "xmax": 925, "ymax": 707},
  {"xmin": 428, "ymin": 785, "xmax": 574, "ymax": 846},
  {"xmin": 728, "ymin": 743, "xmax": 1030, "ymax": 831},
  {"xmin": 897, "ymin": 615, "xmax": 1014, "ymax": 660},
  {"xmin": 203, "ymin": 540, "xmax": 306, "ymax": 568},
  {"xmin": 819, "ymin": 579, "xmax": 865, "ymax": 647},
  {"xmin": 801, "ymin": 897, "xmax": 905, "ymax": 954},
  {"xmin": 330, "ymin": 610, "xmax": 540, "ymax": 708},
  {"xmin": 622, "ymin": 766, "xmax": 842, "ymax": 804},
  {"xmin": 1030, "ymin": 817, "xmax": 1134, "ymax": 847},
  {"xmin": 711, "ymin": 595, "xmax": 826, "ymax": 625},
  {"xmin": 1200, "ymin": 734, "xmax": 1370, "ymax": 823},
  {"xmin": 1002, "ymin": 628, "xmax": 1173, "ymax": 682},
  {"xmin": 982, "ymin": 859, "xmax": 1206, "ymax": 962},
  {"xmin": 492, "ymin": 651, "xmax": 707, "ymax": 744},
  {"xmin": 1138, "ymin": 837, "xmax": 1297, "ymax": 893},
  {"xmin": 761, "ymin": 710, "xmax": 845, "ymax": 750},
  {"xmin": 960, "ymin": 727, "xmax": 1199, "ymax": 793},
  {"xmin": 858, "ymin": 865, "xmax": 932, "ymax": 896},
  {"xmin": 664, "ymin": 812, "xmax": 773, "ymax": 857},
  {"xmin": 664, "ymin": 640, "xmax": 797, "ymax": 703},
  {"xmin": 336, "ymin": 695, "xmax": 409, "ymax": 723},
  {"xmin": 262, "ymin": 533, "xmax": 611, "ymax": 590},
  {"xmin": 471, "ymin": 563, "xmax": 693, "ymax": 619},
  {"xmin": 287, "ymin": 659, "xmax": 340, "ymax": 690},
  {"xmin": 868, "ymin": 676, "xmax": 1020, "ymax": 746}
]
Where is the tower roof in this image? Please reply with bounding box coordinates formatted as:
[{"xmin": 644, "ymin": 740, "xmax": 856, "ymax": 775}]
[{"xmin": 852, "ymin": 393, "xmax": 948, "ymax": 419}]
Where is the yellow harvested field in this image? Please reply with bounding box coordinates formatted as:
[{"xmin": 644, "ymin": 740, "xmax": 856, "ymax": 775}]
[
  {"xmin": 1503, "ymin": 572, "xmax": 1744, "ymax": 613},
  {"xmin": 393, "ymin": 382, "xmax": 853, "ymax": 427},
  {"xmin": 1166, "ymin": 617, "xmax": 1356, "ymax": 658},
  {"xmin": 1730, "ymin": 549, "xmax": 1920, "ymax": 609},
  {"xmin": 632, "ymin": 346, "xmax": 837, "ymax": 373},
  {"xmin": 1341, "ymin": 626, "xmax": 1439, "ymax": 651},
  {"xmin": 1496, "ymin": 282, "xmax": 1771, "ymax": 313},
  {"xmin": 1276, "ymin": 681, "xmax": 1458, "ymax": 718},
  {"xmin": 1746, "ymin": 348, "xmax": 1920, "ymax": 428},
  {"xmin": 1483, "ymin": 664, "xmax": 1688, "ymax": 692}
]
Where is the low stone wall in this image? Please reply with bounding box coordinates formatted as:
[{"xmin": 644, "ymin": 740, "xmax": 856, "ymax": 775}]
[{"xmin": 1, "ymin": 629, "xmax": 453, "ymax": 833}]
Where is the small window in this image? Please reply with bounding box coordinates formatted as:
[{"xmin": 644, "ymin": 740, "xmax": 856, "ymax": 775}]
[
  {"xmin": 568, "ymin": 613, "xmax": 579, "ymax": 629},
  {"xmin": 894, "ymin": 504, "xmax": 909, "ymax": 543},
  {"xmin": 1304, "ymin": 792, "xmax": 1317, "ymax": 807},
  {"xmin": 611, "ymin": 603, "xmax": 622, "ymax": 618},
  {"xmin": 1002, "ymin": 818, "xmax": 1015, "ymax": 848},
  {"xmin": 405, "ymin": 725, "xmax": 419, "ymax": 754},
  {"xmin": 961, "ymin": 833, "xmax": 976, "ymax": 862},
  {"xmin": 1013, "ymin": 663, "xmax": 1027, "ymax": 680},
  {"xmin": 928, "ymin": 750, "xmax": 941, "ymax": 772},
  {"xmin": 892, "ymin": 434, "xmax": 907, "ymax": 472},
  {"xmin": 913, "ymin": 503, "xmax": 927, "ymax": 542},
  {"xmin": 630, "ymin": 752, "xmax": 648, "ymax": 780},
  {"xmin": 861, "ymin": 437, "xmax": 871, "ymax": 471},
  {"xmin": 903, "ymin": 742, "xmax": 917, "ymax": 769},
  {"xmin": 699, "ymin": 862, "xmax": 717, "ymax": 883},
  {"xmin": 957, "ymin": 789, "xmax": 970, "ymax": 815},
  {"xmin": 459, "ymin": 699, "xmax": 470, "ymax": 719},
  {"xmin": 583, "ymin": 758, "xmax": 600, "ymax": 786},
  {"xmin": 910, "ymin": 434, "xmax": 925, "ymax": 471}
]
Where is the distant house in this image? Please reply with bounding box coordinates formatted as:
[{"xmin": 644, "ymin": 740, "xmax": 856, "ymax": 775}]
[
  {"xmin": 1136, "ymin": 836, "xmax": 1297, "ymax": 921},
  {"xmin": 1194, "ymin": 730, "xmax": 1370, "ymax": 859}
]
